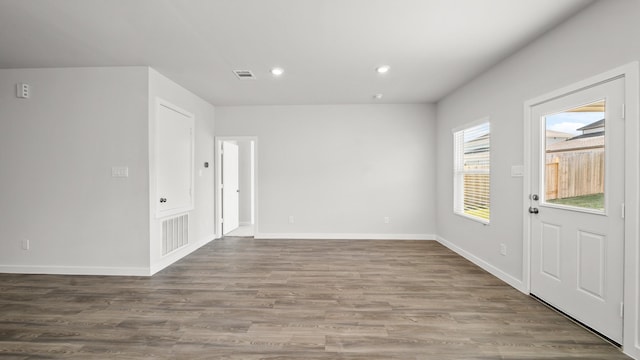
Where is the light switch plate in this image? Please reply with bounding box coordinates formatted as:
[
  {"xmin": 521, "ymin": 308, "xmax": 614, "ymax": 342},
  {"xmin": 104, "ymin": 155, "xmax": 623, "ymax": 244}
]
[{"xmin": 111, "ymin": 166, "xmax": 129, "ymax": 178}]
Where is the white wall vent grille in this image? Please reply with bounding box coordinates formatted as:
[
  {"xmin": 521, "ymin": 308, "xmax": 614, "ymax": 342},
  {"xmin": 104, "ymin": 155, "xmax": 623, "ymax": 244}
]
[
  {"xmin": 162, "ymin": 214, "xmax": 188, "ymax": 255},
  {"xmin": 233, "ymin": 70, "xmax": 255, "ymax": 79}
]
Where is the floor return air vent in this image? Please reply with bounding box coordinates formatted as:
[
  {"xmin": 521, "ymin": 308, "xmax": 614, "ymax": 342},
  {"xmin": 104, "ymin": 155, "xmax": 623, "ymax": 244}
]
[{"xmin": 162, "ymin": 214, "xmax": 188, "ymax": 255}]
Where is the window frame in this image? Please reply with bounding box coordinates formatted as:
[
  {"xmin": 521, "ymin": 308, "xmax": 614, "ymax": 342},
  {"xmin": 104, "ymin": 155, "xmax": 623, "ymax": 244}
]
[{"xmin": 452, "ymin": 118, "xmax": 491, "ymax": 225}]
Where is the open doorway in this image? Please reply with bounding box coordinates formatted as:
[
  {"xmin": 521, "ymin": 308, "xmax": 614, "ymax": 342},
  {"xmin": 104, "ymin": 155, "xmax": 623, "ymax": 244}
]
[{"xmin": 216, "ymin": 137, "xmax": 256, "ymax": 238}]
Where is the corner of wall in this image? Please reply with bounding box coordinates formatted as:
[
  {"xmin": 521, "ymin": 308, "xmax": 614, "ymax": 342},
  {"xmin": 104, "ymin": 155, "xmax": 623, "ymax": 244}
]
[{"xmin": 147, "ymin": 68, "xmax": 216, "ymax": 274}]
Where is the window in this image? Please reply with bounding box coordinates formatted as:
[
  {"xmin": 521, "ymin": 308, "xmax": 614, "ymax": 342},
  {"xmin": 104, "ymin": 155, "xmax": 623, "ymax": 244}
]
[{"xmin": 453, "ymin": 120, "xmax": 490, "ymax": 223}]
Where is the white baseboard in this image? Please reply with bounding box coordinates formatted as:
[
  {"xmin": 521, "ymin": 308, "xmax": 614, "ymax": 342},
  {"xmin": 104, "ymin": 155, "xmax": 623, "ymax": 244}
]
[
  {"xmin": 0, "ymin": 235, "xmax": 217, "ymax": 277},
  {"xmin": 254, "ymin": 233, "xmax": 435, "ymax": 240},
  {"xmin": 150, "ymin": 234, "xmax": 216, "ymax": 275},
  {"xmin": 0, "ymin": 265, "xmax": 150, "ymax": 276},
  {"xmin": 625, "ymin": 345, "xmax": 640, "ymax": 360},
  {"xmin": 239, "ymin": 221, "xmax": 252, "ymax": 226},
  {"xmin": 436, "ymin": 235, "xmax": 526, "ymax": 293}
]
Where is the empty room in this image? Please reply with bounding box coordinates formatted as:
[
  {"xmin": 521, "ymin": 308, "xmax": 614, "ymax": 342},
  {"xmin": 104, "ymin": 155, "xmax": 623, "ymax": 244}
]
[{"xmin": 1, "ymin": 0, "xmax": 640, "ymax": 359}]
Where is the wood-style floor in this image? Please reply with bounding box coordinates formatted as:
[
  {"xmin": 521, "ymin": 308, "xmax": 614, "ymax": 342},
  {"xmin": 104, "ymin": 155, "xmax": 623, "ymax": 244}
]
[{"xmin": 0, "ymin": 239, "xmax": 630, "ymax": 359}]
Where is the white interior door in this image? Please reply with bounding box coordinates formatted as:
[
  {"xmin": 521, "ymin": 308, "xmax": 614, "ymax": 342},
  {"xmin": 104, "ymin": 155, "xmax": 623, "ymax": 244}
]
[
  {"xmin": 222, "ymin": 141, "xmax": 240, "ymax": 234},
  {"xmin": 529, "ymin": 77, "xmax": 625, "ymax": 343},
  {"xmin": 156, "ymin": 101, "xmax": 194, "ymax": 217}
]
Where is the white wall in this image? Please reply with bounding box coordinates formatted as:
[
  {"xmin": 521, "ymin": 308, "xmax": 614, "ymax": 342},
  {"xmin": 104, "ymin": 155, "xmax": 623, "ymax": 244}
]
[
  {"xmin": 0, "ymin": 67, "xmax": 150, "ymax": 274},
  {"xmin": 238, "ymin": 140, "xmax": 253, "ymax": 225},
  {"xmin": 216, "ymin": 104, "xmax": 436, "ymax": 239},
  {"xmin": 148, "ymin": 68, "xmax": 216, "ymax": 273},
  {"xmin": 0, "ymin": 67, "xmax": 216, "ymax": 276},
  {"xmin": 435, "ymin": 0, "xmax": 640, "ymax": 356}
]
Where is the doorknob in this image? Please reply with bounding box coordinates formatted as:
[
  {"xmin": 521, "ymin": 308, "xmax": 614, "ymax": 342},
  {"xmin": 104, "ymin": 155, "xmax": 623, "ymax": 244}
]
[{"xmin": 528, "ymin": 206, "xmax": 539, "ymax": 214}]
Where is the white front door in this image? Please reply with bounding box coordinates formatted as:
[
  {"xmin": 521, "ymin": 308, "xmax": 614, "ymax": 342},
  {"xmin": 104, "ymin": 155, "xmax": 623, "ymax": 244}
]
[
  {"xmin": 529, "ymin": 77, "xmax": 625, "ymax": 343},
  {"xmin": 222, "ymin": 141, "xmax": 240, "ymax": 235}
]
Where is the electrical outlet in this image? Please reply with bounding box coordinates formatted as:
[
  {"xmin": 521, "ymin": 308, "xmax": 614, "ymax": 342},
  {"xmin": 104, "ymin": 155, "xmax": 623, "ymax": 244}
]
[
  {"xmin": 288, "ymin": 215, "xmax": 294, "ymax": 224},
  {"xmin": 383, "ymin": 216, "xmax": 390, "ymax": 224},
  {"xmin": 21, "ymin": 239, "xmax": 30, "ymax": 250},
  {"xmin": 499, "ymin": 243, "xmax": 507, "ymax": 256},
  {"xmin": 111, "ymin": 166, "xmax": 129, "ymax": 178}
]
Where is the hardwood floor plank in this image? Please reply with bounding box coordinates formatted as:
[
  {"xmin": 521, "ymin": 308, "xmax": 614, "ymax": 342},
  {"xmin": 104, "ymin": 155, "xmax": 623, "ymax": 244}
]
[{"xmin": 0, "ymin": 239, "xmax": 630, "ymax": 359}]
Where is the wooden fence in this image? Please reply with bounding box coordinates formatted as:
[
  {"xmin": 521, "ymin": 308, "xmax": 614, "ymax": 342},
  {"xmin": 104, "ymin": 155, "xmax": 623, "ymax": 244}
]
[{"xmin": 545, "ymin": 149, "xmax": 604, "ymax": 200}]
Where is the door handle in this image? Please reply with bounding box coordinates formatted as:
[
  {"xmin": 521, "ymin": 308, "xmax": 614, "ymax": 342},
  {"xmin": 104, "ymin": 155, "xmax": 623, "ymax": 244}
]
[{"xmin": 528, "ymin": 206, "xmax": 539, "ymax": 214}]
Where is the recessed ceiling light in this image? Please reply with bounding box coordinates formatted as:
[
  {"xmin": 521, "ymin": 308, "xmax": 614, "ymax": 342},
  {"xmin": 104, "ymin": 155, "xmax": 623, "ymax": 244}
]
[
  {"xmin": 373, "ymin": 94, "xmax": 383, "ymax": 100},
  {"xmin": 376, "ymin": 65, "xmax": 390, "ymax": 74},
  {"xmin": 271, "ymin": 67, "xmax": 284, "ymax": 76}
]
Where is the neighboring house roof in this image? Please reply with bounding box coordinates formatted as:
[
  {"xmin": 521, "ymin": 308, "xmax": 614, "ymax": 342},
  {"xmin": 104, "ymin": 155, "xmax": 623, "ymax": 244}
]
[
  {"xmin": 577, "ymin": 118, "xmax": 604, "ymax": 131},
  {"xmin": 546, "ymin": 135, "xmax": 604, "ymax": 153},
  {"xmin": 545, "ymin": 130, "xmax": 572, "ymax": 138},
  {"xmin": 568, "ymin": 131, "xmax": 604, "ymax": 140}
]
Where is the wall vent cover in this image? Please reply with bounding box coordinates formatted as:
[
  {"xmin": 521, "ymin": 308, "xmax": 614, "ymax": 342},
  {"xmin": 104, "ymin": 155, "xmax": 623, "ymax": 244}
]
[
  {"xmin": 162, "ymin": 213, "xmax": 189, "ymax": 255},
  {"xmin": 233, "ymin": 70, "xmax": 255, "ymax": 79}
]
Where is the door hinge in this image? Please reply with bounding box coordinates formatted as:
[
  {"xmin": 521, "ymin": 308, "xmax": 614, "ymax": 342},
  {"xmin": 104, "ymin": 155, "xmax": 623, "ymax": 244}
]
[
  {"xmin": 622, "ymin": 103, "xmax": 626, "ymax": 119},
  {"xmin": 220, "ymin": 218, "xmax": 224, "ymax": 223},
  {"xmin": 621, "ymin": 203, "xmax": 625, "ymax": 219},
  {"xmin": 620, "ymin": 302, "xmax": 624, "ymax": 318}
]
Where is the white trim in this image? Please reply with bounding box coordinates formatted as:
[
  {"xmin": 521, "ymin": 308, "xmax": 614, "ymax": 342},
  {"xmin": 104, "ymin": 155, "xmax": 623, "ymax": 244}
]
[
  {"xmin": 1, "ymin": 235, "xmax": 216, "ymax": 277},
  {"xmin": 215, "ymin": 136, "xmax": 259, "ymax": 240},
  {"xmin": 254, "ymin": 233, "xmax": 435, "ymax": 240},
  {"xmin": 523, "ymin": 62, "xmax": 640, "ymax": 358},
  {"xmin": 215, "ymin": 139, "xmax": 223, "ymax": 239},
  {"xmin": 239, "ymin": 221, "xmax": 252, "ymax": 226},
  {"xmin": 0, "ymin": 265, "xmax": 151, "ymax": 276},
  {"xmin": 454, "ymin": 212, "xmax": 490, "ymax": 225},
  {"xmin": 451, "ymin": 116, "xmax": 491, "ymax": 134},
  {"xmin": 436, "ymin": 235, "xmax": 526, "ymax": 293},
  {"xmin": 150, "ymin": 235, "xmax": 215, "ymax": 275},
  {"xmin": 622, "ymin": 63, "xmax": 640, "ymax": 360}
]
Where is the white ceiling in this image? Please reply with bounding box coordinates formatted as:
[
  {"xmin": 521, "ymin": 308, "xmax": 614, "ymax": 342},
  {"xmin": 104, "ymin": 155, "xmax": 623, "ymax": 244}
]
[{"xmin": 0, "ymin": 0, "xmax": 593, "ymax": 106}]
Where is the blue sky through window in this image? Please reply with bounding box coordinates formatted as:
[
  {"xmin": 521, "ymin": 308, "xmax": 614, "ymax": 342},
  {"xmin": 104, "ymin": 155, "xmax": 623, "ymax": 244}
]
[{"xmin": 545, "ymin": 111, "xmax": 604, "ymax": 135}]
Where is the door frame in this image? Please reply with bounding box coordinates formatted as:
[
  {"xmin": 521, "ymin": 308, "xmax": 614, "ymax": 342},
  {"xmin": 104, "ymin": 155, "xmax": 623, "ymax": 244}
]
[
  {"xmin": 523, "ymin": 62, "xmax": 639, "ymax": 356},
  {"xmin": 214, "ymin": 136, "xmax": 258, "ymax": 239}
]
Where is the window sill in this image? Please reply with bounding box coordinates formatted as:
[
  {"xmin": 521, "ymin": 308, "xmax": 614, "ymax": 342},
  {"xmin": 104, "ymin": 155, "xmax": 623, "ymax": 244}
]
[{"xmin": 454, "ymin": 212, "xmax": 490, "ymax": 225}]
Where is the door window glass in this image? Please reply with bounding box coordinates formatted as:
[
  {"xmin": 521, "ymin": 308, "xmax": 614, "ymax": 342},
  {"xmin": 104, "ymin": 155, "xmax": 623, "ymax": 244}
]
[{"xmin": 543, "ymin": 100, "xmax": 605, "ymax": 211}]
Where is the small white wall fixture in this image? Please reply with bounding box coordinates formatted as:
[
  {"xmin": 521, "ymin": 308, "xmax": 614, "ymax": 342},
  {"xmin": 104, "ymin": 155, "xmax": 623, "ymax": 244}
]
[{"xmin": 523, "ymin": 62, "xmax": 640, "ymax": 358}]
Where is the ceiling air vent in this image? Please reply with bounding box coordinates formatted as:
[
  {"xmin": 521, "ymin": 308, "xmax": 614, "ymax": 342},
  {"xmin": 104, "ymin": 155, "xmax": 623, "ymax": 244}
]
[{"xmin": 233, "ymin": 70, "xmax": 255, "ymax": 79}]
